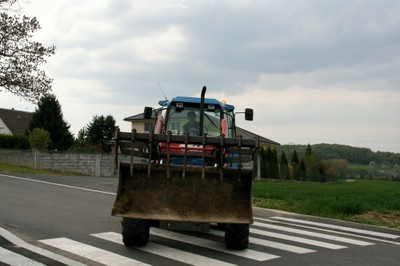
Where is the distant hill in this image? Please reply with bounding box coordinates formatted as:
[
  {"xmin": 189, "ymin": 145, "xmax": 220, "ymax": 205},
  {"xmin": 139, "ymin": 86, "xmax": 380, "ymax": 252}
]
[{"xmin": 276, "ymin": 143, "xmax": 400, "ymax": 165}]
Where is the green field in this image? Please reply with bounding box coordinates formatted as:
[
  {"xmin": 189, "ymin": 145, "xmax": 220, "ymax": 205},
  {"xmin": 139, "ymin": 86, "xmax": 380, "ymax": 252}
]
[{"xmin": 253, "ymin": 179, "xmax": 400, "ymax": 229}]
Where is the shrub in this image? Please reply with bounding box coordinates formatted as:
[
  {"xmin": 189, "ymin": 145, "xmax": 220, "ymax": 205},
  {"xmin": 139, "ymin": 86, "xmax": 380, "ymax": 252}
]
[
  {"xmin": 28, "ymin": 128, "xmax": 51, "ymax": 151},
  {"xmin": 0, "ymin": 134, "xmax": 30, "ymax": 149}
]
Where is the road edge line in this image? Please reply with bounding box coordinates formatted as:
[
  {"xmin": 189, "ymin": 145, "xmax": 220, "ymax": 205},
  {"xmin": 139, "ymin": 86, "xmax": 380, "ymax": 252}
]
[{"xmin": 0, "ymin": 173, "xmax": 116, "ymax": 196}]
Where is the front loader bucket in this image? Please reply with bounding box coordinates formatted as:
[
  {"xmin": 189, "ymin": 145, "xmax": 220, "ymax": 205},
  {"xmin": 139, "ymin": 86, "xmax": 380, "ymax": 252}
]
[{"xmin": 112, "ymin": 162, "xmax": 253, "ymax": 224}]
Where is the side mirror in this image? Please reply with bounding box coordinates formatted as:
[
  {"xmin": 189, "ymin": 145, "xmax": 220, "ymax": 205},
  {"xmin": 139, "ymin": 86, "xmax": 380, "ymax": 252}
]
[
  {"xmin": 143, "ymin": 107, "xmax": 153, "ymax": 119},
  {"xmin": 245, "ymin": 108, "xmax": 253, "ymax": 121}
]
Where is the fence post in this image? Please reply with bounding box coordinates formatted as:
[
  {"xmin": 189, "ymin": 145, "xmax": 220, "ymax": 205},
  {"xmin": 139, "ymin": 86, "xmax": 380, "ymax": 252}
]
[
  {"xmin": 34, "ymin": 150, "xmax": 38, "ymax": 170},
  {"xmin": 95, "ymin": 153, "xmax": 101, "ymax": 176}
]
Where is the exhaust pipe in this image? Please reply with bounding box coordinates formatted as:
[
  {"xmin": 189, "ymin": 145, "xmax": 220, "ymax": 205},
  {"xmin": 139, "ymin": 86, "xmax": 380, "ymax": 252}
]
[{"xmin": 199, "ymin": 86, "xmax": 206, "ymax": 136}]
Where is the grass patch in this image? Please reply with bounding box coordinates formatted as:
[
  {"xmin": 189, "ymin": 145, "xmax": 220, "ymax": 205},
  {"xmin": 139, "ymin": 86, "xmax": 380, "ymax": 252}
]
[
  {"xmin": 252, "ymin": 180, "xmax": 400, "ymax": 229},
  {"xmin": 0, "ymin": 163, "xmax": 87, "ymax": 176}
]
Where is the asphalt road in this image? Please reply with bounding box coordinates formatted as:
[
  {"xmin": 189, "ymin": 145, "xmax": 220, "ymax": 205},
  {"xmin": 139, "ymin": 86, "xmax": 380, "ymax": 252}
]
[{"xmin": 1, "ymin": 172, "xmax": 399, "ymax": 265}]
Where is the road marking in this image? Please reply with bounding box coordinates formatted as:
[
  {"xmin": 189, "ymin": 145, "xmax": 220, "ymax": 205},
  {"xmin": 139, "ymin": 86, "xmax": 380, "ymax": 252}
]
[
  {"xmin": 253, "ymin": 221, "xmax": 374, "ymax": 246},
  {"xmin": 92, "ymin": 231, "xmax": 237, "ymax": 266},
  {"xmin": 0, "ymin": 247, "xmax": 45, "ymax": 266},
  {"xmin": 250, "ymin": 228, "xmax": 347, "ymax": 250},
  {"xmin": 271, "ymin": 217, "xmax": 400, "ymax": 239},
  {"xmin": 0, "ymin": 173, "xmax": 116, "ymax": 196},
  {"xmin": 256, "ymin": 217, "xmax": 400, "ymax": 246},
  {"xmin": 209, "ymin": 229, "xmax": 316, "ymax": 254},
  {"xmin": 40, "ymin": 237, "xmax": 150, "ymax": 266},
  {"xmin": 150, "ymin": 227, "xmax": 279, "ymax": 261},
  {"xmin": 0, "ymin": 227, "xmax": 84, "ymax": 266}
]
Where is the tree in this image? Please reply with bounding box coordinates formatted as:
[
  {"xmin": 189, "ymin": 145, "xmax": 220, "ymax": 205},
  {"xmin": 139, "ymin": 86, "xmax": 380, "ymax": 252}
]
[
  {"xmin": 85, "ymin": 115, "xmax": 116, "ymax": 152},
  {"xmin": 291, "ymin": 149, "xmax": 300, "ymax": 180},
  {"xmin": 259, "ymin": 147, "xmax": 267, "ymax": 178},
  {"xmin": 265, "ymin": 146, "xmax": 274, "ymax": 178},
  {"xmin": 0, "ymin": 0, "xmax": 55, "ymax": 102},
  {"xmin": 305, "ymin": 143, "xmax": 313, "ymax": 156},
  {"xmin": 299, "ymin": 158, "xmax": 306, "ymax": 181},
  {"xmin": 291, "ymin": 149, "xmax": 299, "ymax": 165},
  {"xmin": 271, "ymin": 147, "xmax": 279, "ymax": 178},
  {"xmin": 259, "ymin": 146, "xmax": 279, "ymax": 178},
  {"xmin": 28, "ymin": 94, "xmax": 74, "ymax": 150},
  {"xmin": 74, "ymin": 128, "xmax": 87, "ymax": 148},
  {"xmin": 29, "ymin": 127, "xmax": 50, "ymax": 150},
  {"xmin": 280, "ymin": 150, "xmax": 289, "ymax": 180},
  {"xmin": 303, "ymin": 143, "xmax": 318, "ymax": 181},
  {"xmin": 323, "ymin": 159, "xmax": 349, "ymax": 181},
  {"xmin": 69, "ymin": 128, "xmax": 98, "ymax": 152}
]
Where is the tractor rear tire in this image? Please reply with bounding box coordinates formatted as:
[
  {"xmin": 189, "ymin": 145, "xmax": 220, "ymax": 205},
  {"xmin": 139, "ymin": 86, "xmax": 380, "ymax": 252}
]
[
  {"xmin": 224, "ymin": 223, "xmax": 249, "ymax": 250},
  {"xmin": 121, "ymin": 218, "xmax": 149, "ymax": 247}
]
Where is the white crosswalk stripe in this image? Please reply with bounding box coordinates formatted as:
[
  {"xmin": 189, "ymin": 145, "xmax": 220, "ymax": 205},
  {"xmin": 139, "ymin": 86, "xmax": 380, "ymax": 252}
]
[
  {"xmin": 40, "ymin": 237, "xmax": 150, "ymax": 266},
  {"xmin": 0, "ymin": 247, "xmax": 45, "ymax": 266},
  {"xmin": 253, "ymin": 220, "xmax": 374, "ymax": 246},
  {"xmin": 250, "ymin": 227, "xmax": 347, "ymax": 249},
  {"xmin": 150, "ymin": 227, "xmax": 280, "ymax": 261},
  {"xmin": 0, "ymin": 227, "xmax": 85, "ymax": 266},
  {"xmin": 271, "ymin": 216, "xmax": 400, "ymax": 239},
  {"xmin": 92, "ymin": 231, "xmax": 237, "ymax": 266},
  {"xmin": 209, "ymin": 229, "xmax": 316, "ymax": 254},
  {"xmin": 258, "ymin": 217, "xmax": 400, "ymax": 246}
]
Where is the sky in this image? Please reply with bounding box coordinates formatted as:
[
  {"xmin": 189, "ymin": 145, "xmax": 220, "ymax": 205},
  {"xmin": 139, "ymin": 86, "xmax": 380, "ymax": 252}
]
[{"xmin": 1, "ymin": 0, "xmax": 400, "ymax": 153}]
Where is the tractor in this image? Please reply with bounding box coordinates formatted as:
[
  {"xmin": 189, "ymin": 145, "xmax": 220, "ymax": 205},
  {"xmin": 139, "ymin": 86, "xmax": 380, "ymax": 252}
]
[{"xmin": 112, "ymin": 86, "xmax": 258, "ymax": 249}]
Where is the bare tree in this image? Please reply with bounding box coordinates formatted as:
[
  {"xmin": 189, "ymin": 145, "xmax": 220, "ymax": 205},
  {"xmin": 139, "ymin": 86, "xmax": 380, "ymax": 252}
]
[{"xmin": 0, "ymin": 0, "xmax": 55, "ymax": 103}]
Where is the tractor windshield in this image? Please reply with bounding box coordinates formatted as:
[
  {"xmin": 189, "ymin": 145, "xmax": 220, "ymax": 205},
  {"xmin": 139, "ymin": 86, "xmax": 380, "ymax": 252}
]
[{"xmin": 166, "ymin": 105, "xmax": 221, "ymax": 137}]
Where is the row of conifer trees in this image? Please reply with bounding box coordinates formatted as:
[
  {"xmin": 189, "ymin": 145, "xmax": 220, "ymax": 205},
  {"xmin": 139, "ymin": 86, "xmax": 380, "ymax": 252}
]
[{"xmin": 259, "ymin": 144, "xmax": 335, "ymax": 182}]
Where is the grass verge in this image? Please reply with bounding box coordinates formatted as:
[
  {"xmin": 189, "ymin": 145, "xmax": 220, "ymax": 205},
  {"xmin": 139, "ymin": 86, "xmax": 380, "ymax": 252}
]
[
  {"xmin": 0, "ymin": 163, "xmax": 86, "ymax": 176},
  {"xmin": 252, "ymin": 179, "xmax": 400, "ymax": 229}
]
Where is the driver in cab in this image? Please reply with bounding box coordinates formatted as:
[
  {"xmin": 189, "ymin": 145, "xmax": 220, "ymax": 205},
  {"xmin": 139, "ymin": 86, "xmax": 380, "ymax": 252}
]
[{"xmin": 183, "ymin": 111, "xmax": 200, "ymax": 136}]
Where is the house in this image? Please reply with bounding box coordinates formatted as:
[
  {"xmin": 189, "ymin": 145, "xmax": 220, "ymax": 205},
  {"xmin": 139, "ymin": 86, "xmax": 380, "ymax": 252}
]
[
  {"xmin": 124, "ymin": 108, "xmax": 163, "ymax": 134},
  {"xmin": 123, "ymin": 109, "xmax": 280, "ymax": 147},
  {"xmin": 0, "ymin": 108, "xmax": 33, "ymax": 136}
]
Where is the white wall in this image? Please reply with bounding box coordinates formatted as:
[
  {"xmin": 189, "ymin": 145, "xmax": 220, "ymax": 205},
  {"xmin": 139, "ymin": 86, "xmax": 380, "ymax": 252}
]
[{"xmin": 0, "ymin": 118, "xmax": 12, "ymax": 135}]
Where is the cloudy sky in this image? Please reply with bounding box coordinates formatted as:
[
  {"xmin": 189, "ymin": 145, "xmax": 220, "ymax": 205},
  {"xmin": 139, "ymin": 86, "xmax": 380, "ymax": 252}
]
[{"xmin": 1, "ymin": 0, "xmax": 400, "ymax": 153}]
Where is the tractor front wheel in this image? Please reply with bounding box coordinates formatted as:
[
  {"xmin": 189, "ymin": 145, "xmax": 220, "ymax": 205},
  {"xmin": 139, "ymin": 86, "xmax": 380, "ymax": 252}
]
[
  {"xmin": 121, "ymin": 218, "xmax": 150, "ymax": 247},
  {"xmin": 224, "ymin": 223, "xmax": 249, "ymax": 250}
]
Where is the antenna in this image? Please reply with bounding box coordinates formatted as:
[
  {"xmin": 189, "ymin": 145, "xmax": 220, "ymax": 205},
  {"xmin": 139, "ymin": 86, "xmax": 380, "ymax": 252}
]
[{"xmin": 157, "ymin": 81, "xmax": 168, "ymax": 101}]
